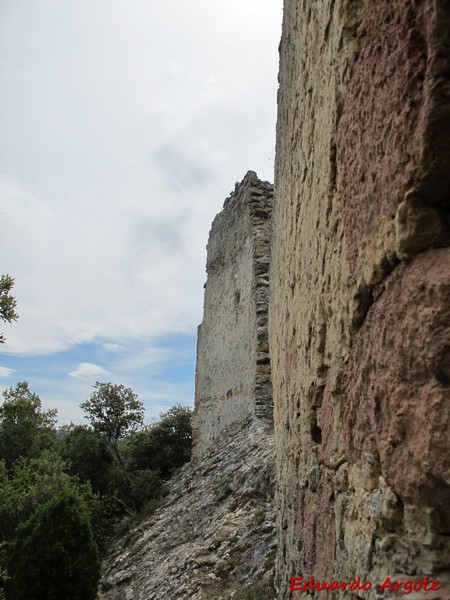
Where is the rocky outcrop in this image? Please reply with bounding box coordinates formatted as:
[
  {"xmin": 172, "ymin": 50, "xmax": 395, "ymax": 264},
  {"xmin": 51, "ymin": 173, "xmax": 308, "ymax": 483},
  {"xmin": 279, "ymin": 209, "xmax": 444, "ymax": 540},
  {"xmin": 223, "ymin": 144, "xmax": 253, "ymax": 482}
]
[
  {"xmin": 100, "ymin": 419, "xmax": 276, "ymax": 600},
  {"xmin": 270, "ymin": 0, "xmax": 450, "ymax": 598},
  {"xmin": 193, "ymin": 171, "xmax": 274, "ymax": 456}
]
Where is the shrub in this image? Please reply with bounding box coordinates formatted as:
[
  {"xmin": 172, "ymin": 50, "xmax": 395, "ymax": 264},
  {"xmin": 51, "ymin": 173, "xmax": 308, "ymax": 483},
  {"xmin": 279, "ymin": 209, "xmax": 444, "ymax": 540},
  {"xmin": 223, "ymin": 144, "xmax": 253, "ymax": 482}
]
[
  {"xmin": 7, "ymin": 489, "xmax": 100, "ymax": 600},
  {"xmin": 126, "ymin": 405, "xmax": 193, "ymax": 477},
  {"xmin": 59, "ymin": 424, "xmax": 115, "ymax": 495},
  {"xmin": 0, "ymin": 382, "xmax": 57, "ymax": 470}
]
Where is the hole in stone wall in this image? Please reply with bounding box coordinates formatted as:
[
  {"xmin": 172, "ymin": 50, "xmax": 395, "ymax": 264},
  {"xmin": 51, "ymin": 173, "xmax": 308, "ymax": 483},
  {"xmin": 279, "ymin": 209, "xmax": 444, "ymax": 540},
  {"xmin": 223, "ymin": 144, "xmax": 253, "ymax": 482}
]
[
  {"xmin": 234, "ymin": 290, "xmax": 241, "ymax": 305},
  {"xmin": 310, "ymin": 413, "xmax": 322, "ymax": 444},
  {"xmin": 311, "ymin": 423, "xmax": 322, "ymax": 444}
]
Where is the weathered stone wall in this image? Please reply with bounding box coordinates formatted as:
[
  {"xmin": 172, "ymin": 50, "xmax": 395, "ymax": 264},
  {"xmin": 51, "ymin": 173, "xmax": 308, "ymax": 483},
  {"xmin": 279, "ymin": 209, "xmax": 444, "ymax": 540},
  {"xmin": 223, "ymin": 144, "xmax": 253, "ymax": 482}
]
[
  {"xmin": 193, "ymin": 171, "xmax": 274, "ymax": 456},
  {"xmin": 270, "ymin": 0, "xmax": 450, "ymax": 598}
]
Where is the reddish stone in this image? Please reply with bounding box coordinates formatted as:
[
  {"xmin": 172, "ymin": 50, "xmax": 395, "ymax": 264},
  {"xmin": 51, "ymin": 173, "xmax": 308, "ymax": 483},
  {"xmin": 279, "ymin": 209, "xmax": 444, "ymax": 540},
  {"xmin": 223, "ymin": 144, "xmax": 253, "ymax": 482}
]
[
  {"xmin": 291, "ymin": 481, "xmax": 336, "ymax": 600},
  {"xmin": 337, "ymin": 0, "xmax": 450, "ymax": 269},
  {"xmin": 343, "ymin": 249, "xmax": 450, "ymax": 532}
]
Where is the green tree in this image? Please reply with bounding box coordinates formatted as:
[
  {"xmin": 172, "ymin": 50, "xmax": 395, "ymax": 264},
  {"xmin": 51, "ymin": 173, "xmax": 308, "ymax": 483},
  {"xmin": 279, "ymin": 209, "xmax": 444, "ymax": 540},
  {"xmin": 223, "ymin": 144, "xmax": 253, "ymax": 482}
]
[
  {"xmin": 7, "ymin": 489, "xmax": 100, "ymax": 600},
  {"xmin": 0, "ymin": 382, "xmax": 57, "ymax": 470},
  {"xmin": 0, "ymin": 451, "xmax": 95, "ymax": 541},
  {"xmin": 0, "ymin": 451, "xmax": 109, "ymax": 597},
  {"xmin": 57, "ymin": 424, "xmax": 147, "ymax": 515},
  {"xmin": 80, "ymin": 382, "xmax": 144, "ymax": 463},
  {"xmin": 126, "ymin": 405, "xmax": 192, "ymax": 477},
  {"xmin": 0, "ymin": 275, "xmax": 18, "ymax": 344},
  {"xmin": 0, "ymin": 566, "xmax": 8, "ymax": 600},
  {"xmin": 59, "ymin": 424, "xmax": 115, "ymax": 495}
]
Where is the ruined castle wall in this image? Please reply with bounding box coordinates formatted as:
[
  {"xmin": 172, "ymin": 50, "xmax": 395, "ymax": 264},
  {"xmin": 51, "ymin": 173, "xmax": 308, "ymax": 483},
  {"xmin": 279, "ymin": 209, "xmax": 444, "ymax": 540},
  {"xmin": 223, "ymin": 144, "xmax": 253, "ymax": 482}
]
[
  {"xmin": 270, "ymin": 1, "xmax": 450, "ymax": 597},
  {"xmin": 193, "ymin": 171, "xmax": 273, "ymax": 456}
]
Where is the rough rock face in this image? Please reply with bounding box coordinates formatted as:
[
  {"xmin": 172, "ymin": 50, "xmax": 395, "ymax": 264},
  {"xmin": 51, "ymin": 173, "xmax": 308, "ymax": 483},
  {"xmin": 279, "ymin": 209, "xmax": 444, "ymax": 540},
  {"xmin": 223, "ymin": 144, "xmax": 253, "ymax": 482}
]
[
  {"xmin": 193, "ymin": 171, "xmax": 274, "ymax": 456},
  {"xmin": 270, "ymin": 0, "xmax": 450, "ymax": 598},
  {"xmin": 100, "ymin": 419, "xmax": 276, "ymax": 600}
]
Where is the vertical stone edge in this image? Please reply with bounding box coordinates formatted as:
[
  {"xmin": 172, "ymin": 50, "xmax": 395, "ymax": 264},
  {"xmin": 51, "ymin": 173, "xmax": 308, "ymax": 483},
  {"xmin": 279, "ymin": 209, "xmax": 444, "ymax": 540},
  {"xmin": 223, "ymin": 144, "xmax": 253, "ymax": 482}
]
[{"xmin": 249, "ymin": 174, "xmax": 274, "ymax": 422}]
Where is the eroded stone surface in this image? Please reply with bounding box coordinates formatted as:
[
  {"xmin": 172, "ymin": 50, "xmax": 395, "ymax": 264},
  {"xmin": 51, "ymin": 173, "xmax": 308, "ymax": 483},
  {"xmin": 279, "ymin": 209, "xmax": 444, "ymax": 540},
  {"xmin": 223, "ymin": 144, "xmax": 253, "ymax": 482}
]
[
  {"xmin": 338, "ymin": 0, "xmax": 450, "ymax": 270},
  {"xmin": 271, "ymin": 0, "xmax": 450, "ymax": 598},
  {"xmin": 343, "ymin": 250, "xmax": 450, "ymax": 540}
]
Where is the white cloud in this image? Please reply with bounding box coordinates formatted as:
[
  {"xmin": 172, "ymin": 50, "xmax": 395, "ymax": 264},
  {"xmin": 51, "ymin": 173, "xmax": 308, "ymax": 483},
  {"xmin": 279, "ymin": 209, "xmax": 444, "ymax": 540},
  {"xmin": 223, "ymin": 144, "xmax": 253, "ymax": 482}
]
[
  {"xmin": 69, "ymin": 362, "xmax": 111, "ymax": 380},
  {"xmin": 103, "ymin": 343, "xmax": 120, "ymax": 352},
  {"xmin": 0, "ymin": 366, "xmax": 16, "ymax": 378},
  {"xmin": 0, "ymin": 0, "xmax": 282, "ymax": 363}
]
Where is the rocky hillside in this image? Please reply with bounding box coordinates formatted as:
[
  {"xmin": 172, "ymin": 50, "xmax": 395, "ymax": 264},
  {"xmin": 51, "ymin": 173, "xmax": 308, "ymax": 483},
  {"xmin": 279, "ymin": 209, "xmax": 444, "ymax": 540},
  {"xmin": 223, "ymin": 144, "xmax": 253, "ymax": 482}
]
[{"xmin": 100, "ymin": 419, "xmax": 276, "ymax": 599}]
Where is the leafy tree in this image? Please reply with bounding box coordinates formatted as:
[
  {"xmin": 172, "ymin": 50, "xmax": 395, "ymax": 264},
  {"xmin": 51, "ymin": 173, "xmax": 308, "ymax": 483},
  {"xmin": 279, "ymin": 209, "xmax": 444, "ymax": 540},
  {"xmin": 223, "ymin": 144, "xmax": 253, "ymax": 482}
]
[
  {"xmin": 0, "ymin": 382, "xmax": 57, "ymax": 470},
  {"xmin": 0, "ymin": 566, "xmax": 8, "ymax": 600},
  {"xmin": 0, "ymin": 451, "xmax": 90, "ymax": 541},
  {"xmin": 80, "ymin": 382, "xmax": 144, "ymax": 463},
  {"xmin": 0, "ymin": 452, "xmax": 110, "ymax": 596},
  {"xmin": 59, "ymin": 424, "xmax": 115, "ymax": 495},
  {"xmin": 0, "ymin": 275, "xmax": 18, "ymax": 344},
  {"xmin": 7, "ymin": 489, "xmax": 100, "ymax": 600},
  {"xmin": 0, "ymin": 454, "xmax": 76, "ymax": 596},
  {"xmin": 126, "ymin": 405, "xmax": 192, "ymax": 477},
  {"xmin": 57, "ymin": 424, "xmax": 152, "ymax": 514},
  {"xmin": 127, "ymin": 469, "xmax": 162, "ymax": 510}
]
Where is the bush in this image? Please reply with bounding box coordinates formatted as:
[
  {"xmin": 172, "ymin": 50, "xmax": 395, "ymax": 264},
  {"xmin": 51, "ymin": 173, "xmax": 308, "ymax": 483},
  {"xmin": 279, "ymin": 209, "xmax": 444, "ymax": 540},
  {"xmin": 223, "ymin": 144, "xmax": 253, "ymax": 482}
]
[
  {"xmin": 7, "ymin": 489, "xmax": 100, "ymax": 600},
  {"xmin": 128, "ymin": 469, "xmax": 162, "ymax": 510},
  {"xmin": 59, "ymin": 424, "xmax": 115, "ymax": 495},
  {"xmin": 126, "ymin": 405, "xmax": 193, "ymax": 477},
  {"xmin": 0, "ymin": 382, "xmax": 57, "ymax": 470},
  {"xmin": 234, "ymin": 582, "xmax": 275, "ymax": 599},
  {"xmin": 0, "ymin": 451, "xmax": 101, "ymax": 542}
]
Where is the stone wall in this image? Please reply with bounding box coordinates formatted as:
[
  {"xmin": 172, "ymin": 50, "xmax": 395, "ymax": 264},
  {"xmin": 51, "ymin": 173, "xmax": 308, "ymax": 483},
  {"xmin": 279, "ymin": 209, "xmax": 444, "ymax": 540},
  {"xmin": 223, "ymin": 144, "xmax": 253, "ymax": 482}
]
[
  {"xmin": 270, "ymin": 1, "xmax": 450, "ymax": 598},
  {"xmin": 192, "ymin": 171, "xmax": 274, "ymax": 456}
]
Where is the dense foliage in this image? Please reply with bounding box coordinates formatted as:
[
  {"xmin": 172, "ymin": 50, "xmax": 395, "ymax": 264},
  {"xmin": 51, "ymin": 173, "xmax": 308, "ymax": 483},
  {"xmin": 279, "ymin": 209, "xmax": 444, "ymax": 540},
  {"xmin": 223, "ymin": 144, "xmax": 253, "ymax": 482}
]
[
  {"xmin": 59, "ymin": 424, "xmax": 115, "ymax": 495},
  {"xmin": 6, "ymin": 489, "xmax": 100, "ymax": 600},
  {"xmin": 0, "ymin": 382, "xmax": 57, "ymax": 470},
  {"xmin": 126, "ymin": 405, "xmax": 193, "ymax": 477},
  {"xmin": 0, "ymin": 380, "xmax": 193, "ymax": 599}
]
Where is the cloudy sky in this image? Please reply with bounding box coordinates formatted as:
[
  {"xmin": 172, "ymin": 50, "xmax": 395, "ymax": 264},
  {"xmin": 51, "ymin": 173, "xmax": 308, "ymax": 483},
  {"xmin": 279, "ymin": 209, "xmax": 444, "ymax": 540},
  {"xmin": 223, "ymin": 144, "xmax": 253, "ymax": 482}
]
[{"xmin": 0, "ymin": 0, "xmax": 282, "ymax": 425}]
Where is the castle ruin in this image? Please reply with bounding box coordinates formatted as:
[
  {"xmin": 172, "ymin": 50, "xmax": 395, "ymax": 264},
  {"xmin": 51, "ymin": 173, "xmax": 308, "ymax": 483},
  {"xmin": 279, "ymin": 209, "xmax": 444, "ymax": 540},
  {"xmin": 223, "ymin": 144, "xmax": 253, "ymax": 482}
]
[{"xmin": 192, "ymin": 171, "xmax": 274, "ymax": 456}]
